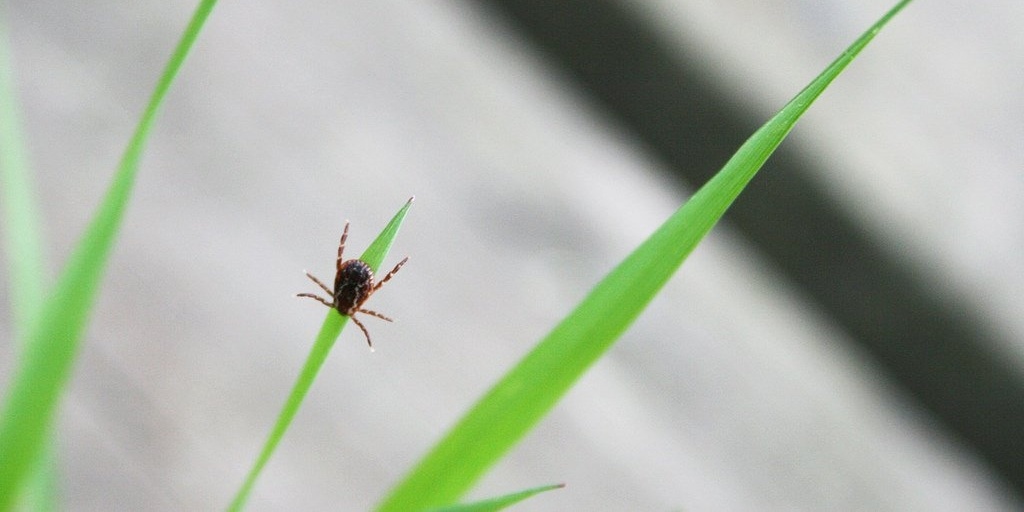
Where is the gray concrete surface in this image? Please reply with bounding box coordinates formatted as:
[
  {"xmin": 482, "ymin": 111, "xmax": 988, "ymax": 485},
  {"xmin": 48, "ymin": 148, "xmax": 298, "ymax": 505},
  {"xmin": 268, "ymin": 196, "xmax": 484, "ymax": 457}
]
[{"xmin": 1, "ymin": 0, "xmax": 1022, "ymax": 510}]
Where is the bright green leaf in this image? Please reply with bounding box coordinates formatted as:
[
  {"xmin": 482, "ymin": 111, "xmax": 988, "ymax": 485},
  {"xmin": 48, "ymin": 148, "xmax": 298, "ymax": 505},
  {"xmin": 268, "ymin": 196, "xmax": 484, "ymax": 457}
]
[
  {"xmin": 0, "ymin": 8, "xmax": 58, "ymax": 511},
  {"xmin": 376, "ymin": 1, "xmax": 912, "ymax": 510}
]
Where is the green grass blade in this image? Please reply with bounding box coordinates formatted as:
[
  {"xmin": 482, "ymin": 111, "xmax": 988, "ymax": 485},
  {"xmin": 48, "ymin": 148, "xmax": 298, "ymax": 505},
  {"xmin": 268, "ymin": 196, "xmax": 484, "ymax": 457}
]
[
  {"xmin": 0, "ymin": 8, "xmax": 59, "ymax": 511},
  {"xmin": 226, "ymin": 197, "xmax": 414, "ymax": 512},
  {"xmin": 427, "ymin": 483, "xmax": 565, "ymax": 512},
  {"xmin": 0, "ymin": 7, "xmax": 47, "ymax": 336},
  {"xmin": 376, "ymin": 2, "xmax": 912, "ymax": 510},
  {"xmin": 0, "ymin": 2, "xmax": 219, "ymax": 509}
]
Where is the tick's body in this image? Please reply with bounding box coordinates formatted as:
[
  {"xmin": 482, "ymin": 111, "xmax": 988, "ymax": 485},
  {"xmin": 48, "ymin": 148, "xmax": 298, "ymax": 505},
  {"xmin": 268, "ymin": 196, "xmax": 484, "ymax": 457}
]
[{"xmin": 297, "ymin": 221, "xmax": 408, "ymax": 348}]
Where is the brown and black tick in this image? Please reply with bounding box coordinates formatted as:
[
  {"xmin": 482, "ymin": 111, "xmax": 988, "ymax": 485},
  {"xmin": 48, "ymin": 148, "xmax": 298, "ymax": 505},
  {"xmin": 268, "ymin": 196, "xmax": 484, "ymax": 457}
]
[{"xmin": 297, "ymin": 221, "xmax": 408, "ymax": 348}]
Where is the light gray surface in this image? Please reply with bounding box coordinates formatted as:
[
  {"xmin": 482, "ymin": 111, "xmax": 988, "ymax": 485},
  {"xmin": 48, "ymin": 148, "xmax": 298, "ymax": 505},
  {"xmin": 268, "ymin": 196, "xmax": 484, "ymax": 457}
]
[{"xmin": 1, "ymin": 1, "xmax": 1022, "ymax": 510}]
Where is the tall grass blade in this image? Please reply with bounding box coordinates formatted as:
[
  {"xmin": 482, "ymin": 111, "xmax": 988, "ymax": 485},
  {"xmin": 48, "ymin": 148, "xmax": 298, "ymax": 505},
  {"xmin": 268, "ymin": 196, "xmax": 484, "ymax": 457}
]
[
  {"xmin": 0, "ymin": 7, "xmax": 58, "ymax": 511},
  {"xmin": 0, "ymin": 2, "xmax": 219, "ymax": 509},
  {"xmin": 376, "ymin": 1, "xmax": 912, "ymax": 510},
  {"xmin": 0, "ymin": 6, "xmax": 46, "ymax": 336}
]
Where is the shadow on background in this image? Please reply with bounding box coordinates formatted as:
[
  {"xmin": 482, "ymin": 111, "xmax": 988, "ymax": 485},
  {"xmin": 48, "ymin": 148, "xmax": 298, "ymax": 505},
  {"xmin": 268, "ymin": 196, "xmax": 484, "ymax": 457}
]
[{"xmin": 471, "ymin": 0, "xmax": 1024, "ymax": 500}]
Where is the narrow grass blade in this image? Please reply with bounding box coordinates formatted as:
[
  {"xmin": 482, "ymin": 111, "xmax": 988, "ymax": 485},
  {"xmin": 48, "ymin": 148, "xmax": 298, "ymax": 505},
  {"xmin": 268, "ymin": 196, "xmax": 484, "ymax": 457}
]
[
  {"xmin": 226, "ymin": 197, "xmax": 414, "ymax": 512},
  {"xmin": 427, "ymin": 483, "xmax": 565, "ymax": 512},
  {"xmin": 0, "ymin": 2, "xmax": 219, "ymax": 509},
  {"xmin": 376, "ymin": 2, "xmax": 912, "ymax": 510},
  {"xmin": 0, "ymin": 9, "xmax": 58, "ymax": 511},
  {"xmin": 0, "ymin": 7, "xmax": 47, "ymax": 336}
]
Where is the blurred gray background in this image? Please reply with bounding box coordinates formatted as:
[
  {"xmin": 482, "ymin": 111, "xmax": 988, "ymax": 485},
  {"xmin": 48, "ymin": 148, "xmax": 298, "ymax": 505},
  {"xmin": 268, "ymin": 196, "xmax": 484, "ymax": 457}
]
[{"xmin": 1, "ymin": 0, "xmax": 1023, "ymax": 510}]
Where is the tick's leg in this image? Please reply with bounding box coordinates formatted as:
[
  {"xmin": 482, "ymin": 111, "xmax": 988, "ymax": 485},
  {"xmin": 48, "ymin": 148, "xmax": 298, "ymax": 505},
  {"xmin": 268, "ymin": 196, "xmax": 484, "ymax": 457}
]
[
  {"xmin": 349, "ymin": 314, "xmax": 374, "ymax": 348},
  {"xmin": 358, "ymin": 308, "xmax": 394, "ymax": 323},
  {"xmin": 372, "ymin": 256, "xmax": 409, "ymax": 292},
  {"xmin": 304, "ymin": 271, "xmax": 333, "ymax": 296},
  {"xmin": 336, "ymin": 220, "xmax": 350, "ymax": 270},
  {"xmin": 296, "ymin": 293, "xmax": 333, "ymax": 308}
]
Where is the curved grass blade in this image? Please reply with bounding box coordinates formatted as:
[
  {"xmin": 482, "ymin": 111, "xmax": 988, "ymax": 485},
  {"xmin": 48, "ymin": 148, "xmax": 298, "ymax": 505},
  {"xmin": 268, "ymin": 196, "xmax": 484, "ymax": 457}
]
[
  {"xmin": 226, "ymin": 197, "xmax": 414, "ymax": 512},
  {"xmin": 427, "ymin": 483, "xmax": 565, "ymax": 512},
  {"xmin": 0, "ymin": 2, "xmax": 219, "ymax": 509},
  {"xmin": 376, "ymin": 2, "xmax": 913, "ymax": 510}
]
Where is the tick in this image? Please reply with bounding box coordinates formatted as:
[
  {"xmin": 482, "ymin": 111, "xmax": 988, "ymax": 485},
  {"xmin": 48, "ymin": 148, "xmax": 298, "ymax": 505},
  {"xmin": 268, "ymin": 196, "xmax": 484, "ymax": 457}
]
[{"xmin": 296, "ymin": 221, "xmax": 409, "ymax": 348}]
